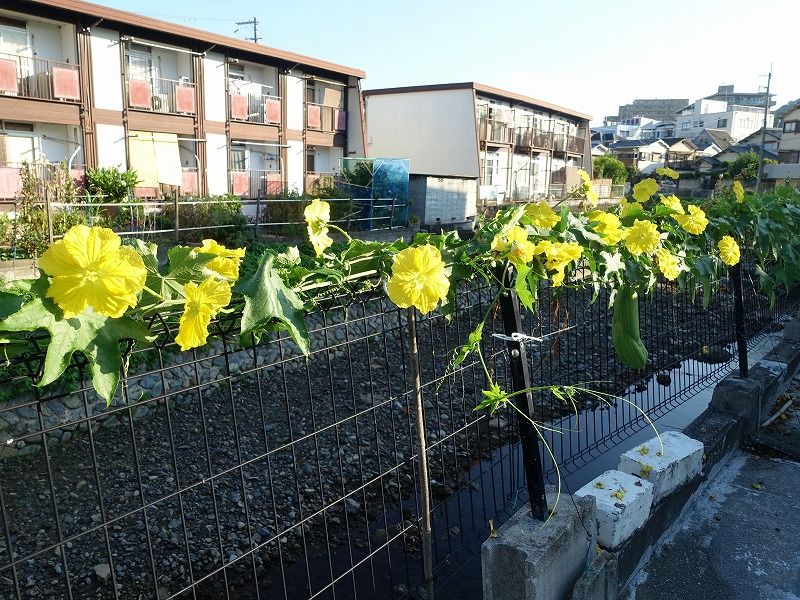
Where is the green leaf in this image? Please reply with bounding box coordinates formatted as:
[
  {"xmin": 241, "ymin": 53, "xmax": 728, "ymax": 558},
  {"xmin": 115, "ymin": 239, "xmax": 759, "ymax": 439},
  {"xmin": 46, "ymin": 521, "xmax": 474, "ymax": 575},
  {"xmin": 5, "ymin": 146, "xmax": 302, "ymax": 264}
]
[
  {"xmin": 0, "ymin": 291, "xmax": 154, "ymax": 404},
  {"xmin": 452, "ymin": 322, "xmax": 484, "ymax": 369},
  {"xmin": 513, "ymin": 262, "xmax": 535, "ymax": 310},
  {"xmin": 234, "ymin": 254, "xmax": 310, "ymax": 354},
  {"xmin": 161, "ymin": 246, "xmax": 217, "ymax": 298}
]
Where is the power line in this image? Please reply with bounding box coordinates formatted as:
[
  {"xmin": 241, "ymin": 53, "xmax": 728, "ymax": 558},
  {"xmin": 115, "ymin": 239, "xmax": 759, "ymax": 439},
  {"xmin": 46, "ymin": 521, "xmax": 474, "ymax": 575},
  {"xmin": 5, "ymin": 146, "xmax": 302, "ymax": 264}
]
[{"xmin": 235, "ymin": 17, "xmax": 261, "ymax": 44}]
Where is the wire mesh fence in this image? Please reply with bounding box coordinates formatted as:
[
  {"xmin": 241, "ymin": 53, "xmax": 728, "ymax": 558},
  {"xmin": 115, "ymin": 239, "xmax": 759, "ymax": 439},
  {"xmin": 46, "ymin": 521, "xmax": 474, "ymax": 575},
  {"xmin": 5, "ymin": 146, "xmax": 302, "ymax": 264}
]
[{"xmin": 0, "ymin": 259, "xmax": 797, "ymax": 600}]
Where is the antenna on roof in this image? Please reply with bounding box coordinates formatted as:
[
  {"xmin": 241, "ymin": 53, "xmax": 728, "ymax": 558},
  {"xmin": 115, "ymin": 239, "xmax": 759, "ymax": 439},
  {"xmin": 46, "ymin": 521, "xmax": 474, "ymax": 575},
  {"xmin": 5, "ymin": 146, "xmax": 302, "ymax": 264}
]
[{"xmin": 235, "ymin": 17, "xmax": 261, "ymax": 44}]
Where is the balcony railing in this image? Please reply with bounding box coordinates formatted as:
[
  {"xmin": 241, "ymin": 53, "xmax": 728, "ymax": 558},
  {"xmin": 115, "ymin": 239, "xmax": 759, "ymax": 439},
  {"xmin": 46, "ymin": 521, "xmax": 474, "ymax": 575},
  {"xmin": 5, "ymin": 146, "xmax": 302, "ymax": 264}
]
[
  {"xmin": 478, "ymin": 118, "xmax": 513, "ymax": 144},
  {"xmin": 230, "ymin": 169, "xmax": 282, "ymax": 198},
  {"xmin": 181, "ymin": 167, "xmax": 200, "ymax": 195},
  {"xmin": 228, "ymin": 80, "xmax": 281, "ymax": 125},
  {"xmin": 305, "ymin": 102, "xmax": 347, "ymax": 133},
  {"xmin": 514, "ymin": 127, "xmax": 554, "ymax": 150},
  {"xmin": 665, "ymin": 158, "xmax": 695, "ymax": 170},
  {"xmin": 566, "ymin": 135, "xmax": 584, "ymax": 154},
  {"xmin": 125, "ymin": 75, "xmax": 196, "ymax": 115},
  {"xmin": 0, "ymin": 52, "xmax": 80, "ymax": 103},
  {"xmin": 305, "ymin": 171, "xmax": 337, "ymax": 193}
]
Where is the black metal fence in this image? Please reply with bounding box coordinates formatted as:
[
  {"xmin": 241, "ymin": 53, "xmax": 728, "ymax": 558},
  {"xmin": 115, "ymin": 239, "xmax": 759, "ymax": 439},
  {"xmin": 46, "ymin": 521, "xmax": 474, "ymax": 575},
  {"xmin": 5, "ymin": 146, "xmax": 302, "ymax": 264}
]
[{"xmin": 0, "ymin": 257, "xmax": 797, "ymax": 600}]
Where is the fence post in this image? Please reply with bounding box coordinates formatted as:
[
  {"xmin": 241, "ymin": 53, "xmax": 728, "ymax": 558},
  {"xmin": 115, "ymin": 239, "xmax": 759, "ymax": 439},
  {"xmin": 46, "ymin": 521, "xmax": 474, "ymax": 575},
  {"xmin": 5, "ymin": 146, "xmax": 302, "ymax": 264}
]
[
  {"xmin": 173, "ymin": 192, "xmax": 180, "ymax": 244},
  {"xmin": 731, "ymin": 263, "xmax": 748, "ymax": 378},
  {"xmin": 406, "ymin": 308, "xmax": 435, "ymax": 600},
  {"xmin": 254, "ymin": 196, "xmax": 261, "ymax": 239},
  {"xmin": 497, "ymin": 264, "xmax": 549, "ymax": 521},
  {"xmin": 45, "ymin": 190, "xmax": 54, "ymax": 245}
]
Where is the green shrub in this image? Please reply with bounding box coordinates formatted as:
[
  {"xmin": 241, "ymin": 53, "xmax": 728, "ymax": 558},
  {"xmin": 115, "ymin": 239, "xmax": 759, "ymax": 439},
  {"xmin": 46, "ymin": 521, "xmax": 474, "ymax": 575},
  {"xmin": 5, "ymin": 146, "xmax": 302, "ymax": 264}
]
[{"xmin": 86, "ymin": 167, "xmax": 140, "ymax": 202}]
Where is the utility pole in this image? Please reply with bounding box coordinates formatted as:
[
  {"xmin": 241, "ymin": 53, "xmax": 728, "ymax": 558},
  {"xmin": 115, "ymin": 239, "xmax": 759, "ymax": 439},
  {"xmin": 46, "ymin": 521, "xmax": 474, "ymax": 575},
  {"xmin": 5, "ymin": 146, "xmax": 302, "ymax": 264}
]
[
  {"xmin": 755, "ymin": 66, "xmax": 772, "ymax": 192},
  {"xmin": 235, "ymin": 17, "xmax": 260, "ymax": 44}
]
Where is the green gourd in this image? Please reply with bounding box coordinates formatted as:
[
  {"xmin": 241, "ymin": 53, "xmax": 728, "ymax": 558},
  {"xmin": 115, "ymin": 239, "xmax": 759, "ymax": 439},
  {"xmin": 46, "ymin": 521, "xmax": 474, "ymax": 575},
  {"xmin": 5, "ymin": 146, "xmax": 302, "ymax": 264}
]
[{"xmin": 612, "ymin": 285, "xmax": 648, "ymax": 369}]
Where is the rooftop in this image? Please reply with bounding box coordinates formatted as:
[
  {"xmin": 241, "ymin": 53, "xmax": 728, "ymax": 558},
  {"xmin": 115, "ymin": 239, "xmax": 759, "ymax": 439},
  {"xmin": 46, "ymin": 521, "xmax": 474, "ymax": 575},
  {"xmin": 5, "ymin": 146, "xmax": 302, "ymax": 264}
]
[
  {"xmin": 19, "ymin": 0, "xmax": 366, "ymax": 78},
  {"xmin": 363, "ymin": 82, "xmax": 592, "ymax": 121}
]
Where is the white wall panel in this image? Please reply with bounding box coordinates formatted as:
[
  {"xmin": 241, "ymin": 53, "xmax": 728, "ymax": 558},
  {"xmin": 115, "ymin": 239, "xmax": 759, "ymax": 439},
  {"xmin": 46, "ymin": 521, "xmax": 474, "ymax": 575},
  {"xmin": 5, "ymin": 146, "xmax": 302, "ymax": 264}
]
[
  {"xmin": 205, "ymin": 133, "xmax": 228, "ymax": 195},
  {"xmin": 202, "ymin": 52, "xmax": 227, "ymax": 123},
  {"xmin": 285, "ymin": 72, "xmax": 305, "ymax": 131},
  {"xmin": 89, "ymin": 28, "xmax": 122, "ymax": 111},
  {"xmin": 95, "ymin": 124, "xmax": 126, "ymax": 168},
  {"xmin": 286, "ymin": 140, "xmax": 304, "ymax": 193}
]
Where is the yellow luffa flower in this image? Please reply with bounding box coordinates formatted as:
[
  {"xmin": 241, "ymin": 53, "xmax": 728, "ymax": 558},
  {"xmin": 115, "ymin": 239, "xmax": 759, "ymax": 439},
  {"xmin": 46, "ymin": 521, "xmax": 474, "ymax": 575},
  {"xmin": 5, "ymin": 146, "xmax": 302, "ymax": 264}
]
[
  {"xmin": 175, "ymin": 277, "xmax": 232, "ymax": 351},
  {"xmin": 732, "ymin": 181, "xmax": 744, "ymax": 203},
  {"xmin": 632, "ymin": 178, "xmax": 659, "ymax": 202},
  {"xmin": 674, "ymin": 204, "xmax": 708, "ymax": 235},
  {"xmin": 659, "ymin": 194, "xmax": 685, "ymax": 214},
  {"xmin": 655, "ymin": 166, "xmax": 679, "ymax": 180},
  {"xmin": 535, "ymin": 241, "xmax": 583, "ymax": 286},
  {"xmin": 491, "ymin": 226, "xmax": 536, "ymax": 265},
  {"xmin": 655, "ymin": 249, "xmax": 680, "ymax": 280},
  {"xmin": 578, "ymin": 169, "xmax": 591, "ymax": 184},
  {"xmin": 525, "ymin": 201, "xmax": 561, "ymax": 230},
  {"xmin": 718, "ymin": 235, "xmax": 740, "ymax": 266},
  {"xmin": 589, "ymin": 211, "xmax": 625, "ymax": 245},
  {"xmin": 623, "ymin": 219, "xmax": 660, "ymax": 255},
  {"xmin": 303, "ymin": 198, "xmax": 333, "ymax": 256},
  {"xmin": 386, "ymin": 245, "xmax": 450, "ymax": 314},
  {"xmin": 199, "ymin": 239, "xmax": 245, "ymax": 280},
  {"xmin": 38, "ymin": 225, "xmax": 146, "ymax": 318}
]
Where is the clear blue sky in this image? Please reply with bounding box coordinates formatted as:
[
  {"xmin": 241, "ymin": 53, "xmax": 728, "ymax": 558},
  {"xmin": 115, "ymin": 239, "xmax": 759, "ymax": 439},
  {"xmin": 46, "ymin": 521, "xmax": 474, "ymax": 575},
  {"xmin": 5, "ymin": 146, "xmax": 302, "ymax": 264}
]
[{"xmin": 98, "ymin": 0, "xmax": 796, "ymax": 123}]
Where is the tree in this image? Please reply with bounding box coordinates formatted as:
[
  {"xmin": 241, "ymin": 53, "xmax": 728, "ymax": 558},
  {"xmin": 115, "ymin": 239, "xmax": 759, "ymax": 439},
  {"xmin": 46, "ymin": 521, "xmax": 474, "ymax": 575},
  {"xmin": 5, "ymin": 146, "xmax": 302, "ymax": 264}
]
[
  {"xmin": 726, "ymin": 150, "xmax": 777, "ymax": 182},
  {"xmin": 592, "ymin": 155, "xmax": 627, "ymax": 184}
]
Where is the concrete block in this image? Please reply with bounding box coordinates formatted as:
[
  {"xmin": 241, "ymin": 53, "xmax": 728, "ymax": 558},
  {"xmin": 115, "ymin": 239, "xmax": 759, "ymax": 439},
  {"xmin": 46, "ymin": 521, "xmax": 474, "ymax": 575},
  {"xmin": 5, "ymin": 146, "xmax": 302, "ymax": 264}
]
[
  {"xmin": 618, "ymin": 431, "xmax": 704, "ymax": 503},
  {"xmin": 709, "ymin": 374, "xmax": 762, "ymax": 431},
  {"xmin": 763, "ymin": 340, "xmax": 800, "ymax": 375},
  {"xmin": 782, "ymin": 319, "xmax": 800, "ymax": 343},
  {"xmin": 482, "ymin": 494, "xmax": 596, "ymax": 600},
  {"xmin": 570, "ymin": 550, "xmax": 618, "ymax": 600},
  {"xmin": 575, "ymin": 470, "xmax": 653, "ymax": 550}
]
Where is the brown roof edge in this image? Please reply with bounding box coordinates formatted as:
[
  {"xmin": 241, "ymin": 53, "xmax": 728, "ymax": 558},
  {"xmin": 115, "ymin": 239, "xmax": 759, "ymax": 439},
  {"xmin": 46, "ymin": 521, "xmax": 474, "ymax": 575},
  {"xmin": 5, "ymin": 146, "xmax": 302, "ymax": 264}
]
[
  {"xmin": 363, "ymin": 81, "xmax": 592, "ymax": 122},
  {"xmin": 23, "ymin": 0, "xmax": 366, "ymax": 79}
]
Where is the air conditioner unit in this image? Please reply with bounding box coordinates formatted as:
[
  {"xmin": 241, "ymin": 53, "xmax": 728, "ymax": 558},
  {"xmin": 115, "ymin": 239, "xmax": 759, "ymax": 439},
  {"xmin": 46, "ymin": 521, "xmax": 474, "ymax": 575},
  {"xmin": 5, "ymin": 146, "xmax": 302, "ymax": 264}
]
[{"xmin": 152, "ymin": 93, "xmax": 169, "ymax": 113}]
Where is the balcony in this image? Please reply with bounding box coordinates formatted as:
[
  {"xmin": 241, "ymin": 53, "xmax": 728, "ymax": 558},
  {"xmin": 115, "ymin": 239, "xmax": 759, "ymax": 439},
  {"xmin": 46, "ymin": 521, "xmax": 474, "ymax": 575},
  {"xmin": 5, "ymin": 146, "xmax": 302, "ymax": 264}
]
[
  {"xmin": 566, "ymin": 135, "xmax": 584, "ymax": 154},
  {"xmin": 230, "ymin": 169, "xmax": 282, "ymax": 198},
  {"xmin": 126, "ymin": 76, "xmax": 196, "ymax": 115},
  {"xmin": 0, "ymin": 53, "xmax": 80, "ymax": 103},
  {"xmin": 305, "ymin": 103, "xmax": 346, "ymax": 133},
  {"xmin": 478, "ymin": 118, "xmax": 513, "ymax": 145},
  {"xmin": 228, "ymin": 80, "xmax": 281, "ymax": 125},
  {"xmin": 514, "ymin": 127, "xmax": 554, "ymax": 150},
  {"xmin": 665, "ymin": 158, "xmax": 696, "ymax": 170},
  {"xmin": 552, "ymin": 134, "xmax": 566, "ymax": 152}
]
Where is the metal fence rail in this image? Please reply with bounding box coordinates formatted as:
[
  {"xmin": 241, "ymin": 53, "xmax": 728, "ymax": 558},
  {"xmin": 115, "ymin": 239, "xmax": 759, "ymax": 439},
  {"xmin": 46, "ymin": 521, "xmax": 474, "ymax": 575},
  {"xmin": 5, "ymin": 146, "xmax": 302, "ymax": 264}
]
[{"xmin": 0, "ymin": 257, "xmax": 797, "ymax": 599}]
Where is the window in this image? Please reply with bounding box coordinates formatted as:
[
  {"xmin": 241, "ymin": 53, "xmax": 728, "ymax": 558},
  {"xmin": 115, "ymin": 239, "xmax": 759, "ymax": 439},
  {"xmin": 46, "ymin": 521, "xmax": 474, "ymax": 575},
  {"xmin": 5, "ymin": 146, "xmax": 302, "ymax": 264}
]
[
  {"xmin": 783, "ymin": 121, "xmax": 800, "ymax": 134},
  {"xmin": 126, "ymin": 44, "xmax": 157, "ymax": 79},
  {"xmin": 0, "ymin": 23, "xmax": 31, "ymax": 57},
  {"xmin": 717, "ymin": 118, "xmax": 728, "ymax": 128},
  {"xmin": 230, "ymin": 145, "xmax": 247, "ymax": 170},
  {"xmin": 681, "ymin": 122, "xmax": 691, "ymax": 130},
  {"xmin": 779, "ymin": 151, "xmax": 800, "ymax": 164}
]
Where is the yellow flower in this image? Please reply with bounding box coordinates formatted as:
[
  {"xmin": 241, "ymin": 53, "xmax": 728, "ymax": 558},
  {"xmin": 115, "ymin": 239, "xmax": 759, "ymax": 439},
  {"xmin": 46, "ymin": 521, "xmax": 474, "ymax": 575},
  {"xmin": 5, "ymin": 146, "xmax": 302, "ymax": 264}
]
[
  {"xmin": 620, "ymin": 198, "xmax": 644, "ymax": 218},
  {"xmin": 632, "ymin": 178, "xmax": 659, "ymax": 202},
  {"xmin": 491, "ymin": 226, "xmax": 536, "ymax": 265},
  {"xmin": 175, "ymin": 277, "xmax": 232, "ymax": 351},
  {"xmin": 623, "ymin": 219, "xmax": 660, "ymax": 255},
  {"xmin": 535, "ymin": 241, "xmax": 583, "ymax": 286},
  {"xmin": 674, "ymin": 204, "xmax": 708, "ymax": 235},
  {"xmin": 655, "ymin": 166, "xmax": 679, "ymax": 180},
  {"xmin": 199, "ymin": 239, "xmax": 245, "ymax": 280},
  {"xmin": 38, "ymin": 225, "xmax": 146, "ymax": 318},
  {"xmin": 387, "ymin": 245, "xmax": 450, "ymax": 314},
  {"xmin": 303, "ymin": 198, "xmax": 333, "ymax": 256},
  {"xmin": 659, "ymin": 194, "xmax": 685, "ymax": 215},
  {"xmin": 656, "ymin": 249, "xmax": 680, "ymax": 280},
  {"xmin": 578, "ymin": 169, "xmax": 591, "ymax": 184},
  {"xmin": 589, "ymin": 211, "xmax": 625, "ymax": 245},
  {"xmin": 718, "ymin": 235, "xmax": 740, "ymax": 266},
  {"xmin": 584, "ymin": 182, "xmax": 599, "ymax": 206},
  {"xmin": 525, "ymin": 201, "xmax": 561, "ymax": 230},
  {"xmin": 732, "ymin": 181, "xmax": 744, "ymax": 203}
]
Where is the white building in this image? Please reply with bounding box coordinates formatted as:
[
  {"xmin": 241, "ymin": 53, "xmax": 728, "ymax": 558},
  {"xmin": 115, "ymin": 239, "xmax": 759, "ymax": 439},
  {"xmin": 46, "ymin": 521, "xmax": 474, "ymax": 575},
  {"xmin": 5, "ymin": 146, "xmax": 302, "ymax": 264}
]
[
  {"xmin": 364, "ymin": 83, "xmax": 591, "ymax": 229},
  {"xmin": 675, "ymin": 98, "xmax": 772, "ymax": 143},
  {"xmin": 592, "ymin": 117, "xmax": 658, "ymax": 143}
]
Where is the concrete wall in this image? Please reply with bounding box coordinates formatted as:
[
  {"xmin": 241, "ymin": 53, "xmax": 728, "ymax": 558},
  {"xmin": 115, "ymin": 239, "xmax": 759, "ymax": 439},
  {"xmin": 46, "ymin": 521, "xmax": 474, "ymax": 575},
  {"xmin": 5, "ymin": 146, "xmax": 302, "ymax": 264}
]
[
  {"xmin": 365, "ymin": 89, "xmax": 479, "ymax": 178},
  {"xmin": 205, "ymin": 133, "xmax": 228, "ymax": 195},
  {"xmin": 285, "ymin": 71, "xmax": 305, "ymax": 132},
  {"xmin": 90, "ymin": 28, "xmax": 123, "ymax": 111},
  {"xmin": 347, "ymin": 78, "xmax": 366, "ymax": 157},
  {"xmin": 202, "ymin": 52, "xmax": 227, "ymax": 122},
  {"xmin": 27, "ymin": 19, "xmax": 76, "ymax": 64},
  {"xmin": 95, "ymin": 123, "xmax": 126, "ymax": 168},
  {"xmin": 286, "ymin": 139, "xmax": 304, "ymax": 193},
  {"xmin": 412, "ymin": 175, "xmax": 478, "ymax": 225}
]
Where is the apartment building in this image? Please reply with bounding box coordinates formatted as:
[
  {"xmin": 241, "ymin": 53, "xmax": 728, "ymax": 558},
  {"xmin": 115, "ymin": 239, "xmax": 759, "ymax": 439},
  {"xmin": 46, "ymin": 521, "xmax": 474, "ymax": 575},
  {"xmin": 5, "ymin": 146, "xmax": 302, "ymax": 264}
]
[
  {"xmin": 0, "ymin": 0, "xmax": 366, "ymax": 199},
  {"xmin": 610, "ymin": 98, "xmax": 689, "ymax": 123},
  {"xmin": 675, "ymin": 98, "xmax": 772, "ymax": 144},
  {"xmin": 363, "ymin": 83, "xmax": 591, "ymax": 228}
]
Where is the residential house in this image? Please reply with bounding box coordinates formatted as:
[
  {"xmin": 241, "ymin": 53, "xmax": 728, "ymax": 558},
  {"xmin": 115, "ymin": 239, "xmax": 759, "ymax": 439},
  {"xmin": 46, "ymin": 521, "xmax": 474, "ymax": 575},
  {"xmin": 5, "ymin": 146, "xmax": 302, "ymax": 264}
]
[
  {"xmin": 640, "ymin": 121, "xmax": 676, "ymax": 140},
  {"xmin": 591, "ymin": 142, "xmax": 609, "ymax": 157},
  {"xmin": 606, "ymin": 139, "xmax": 670, "ymax": 174},
  {"xmin": 0, "ymin": 0, "xmax": 367, "ymax": 201},
  {"xmin": 660, "ymin": 137, "xmax": 697, "ymax": 170},
  {"xmin": 675, "ymin": 155, "xmax": 726, "ymax": 198},
  {"xmin": 764, "ymin": 105, "xmax": 800, "ymax": 185},
  {"xmin": 714, "ymin": 144, "xmax": 778, "ymax": 164},
  {"xmin": 363, "ymin": 83, "xmax": 591, "ymax": 228},
  {"xmin": 592, "ymin": 116, "xmax": 657, "ymax": 143},
  {"xmin": 692, "ymin": 128, "xmax": 733, "ymax": 156},
  {"xmin": 737, "ymin": 127, "xmax": 782, "ymax": 153},
  {"xmin": 675, "ymin": 98, "xmax": 772, "ymax": 143}
]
